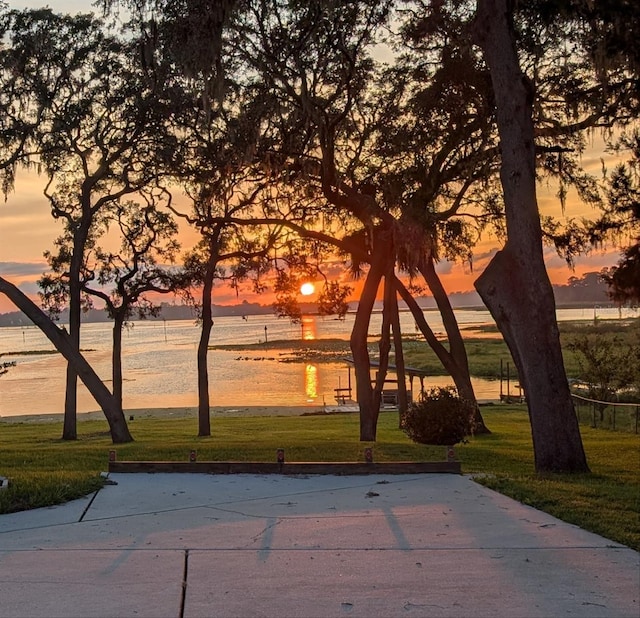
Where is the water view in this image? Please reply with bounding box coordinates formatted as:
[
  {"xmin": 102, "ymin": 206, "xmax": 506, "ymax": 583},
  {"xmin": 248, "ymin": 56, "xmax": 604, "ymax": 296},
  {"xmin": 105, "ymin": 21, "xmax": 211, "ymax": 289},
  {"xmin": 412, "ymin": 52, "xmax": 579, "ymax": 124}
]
[{"xmin": 0, "ymin": 306, "xmax": 636, "ymax": 418}]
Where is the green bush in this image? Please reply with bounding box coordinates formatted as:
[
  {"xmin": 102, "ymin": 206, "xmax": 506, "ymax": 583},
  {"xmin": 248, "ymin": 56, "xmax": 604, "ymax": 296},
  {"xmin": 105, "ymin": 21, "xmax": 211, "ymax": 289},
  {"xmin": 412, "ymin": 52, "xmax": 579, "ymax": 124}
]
[{"xmin": 401, "ymin": 386, "xmax": 476, "ymax": 445}]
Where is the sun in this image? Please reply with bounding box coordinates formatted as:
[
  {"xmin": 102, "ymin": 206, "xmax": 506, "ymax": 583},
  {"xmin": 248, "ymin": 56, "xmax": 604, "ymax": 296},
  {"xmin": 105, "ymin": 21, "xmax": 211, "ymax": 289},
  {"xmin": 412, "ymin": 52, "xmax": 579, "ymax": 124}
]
[{"xmin": 300, "ymin": 282, "xmax": 315, "ymax": 296}]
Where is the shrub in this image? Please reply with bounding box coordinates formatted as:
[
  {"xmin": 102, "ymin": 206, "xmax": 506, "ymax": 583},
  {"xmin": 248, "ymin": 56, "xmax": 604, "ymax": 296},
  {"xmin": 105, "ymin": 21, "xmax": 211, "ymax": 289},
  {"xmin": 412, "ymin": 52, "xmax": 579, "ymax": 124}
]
[
  {"xmin": 401, "ymin": 386, "xmax": 475, "ymax": 445},
  {"xmin": 566, "ymin": 333, "xmax": 639, "ymax": 412}
]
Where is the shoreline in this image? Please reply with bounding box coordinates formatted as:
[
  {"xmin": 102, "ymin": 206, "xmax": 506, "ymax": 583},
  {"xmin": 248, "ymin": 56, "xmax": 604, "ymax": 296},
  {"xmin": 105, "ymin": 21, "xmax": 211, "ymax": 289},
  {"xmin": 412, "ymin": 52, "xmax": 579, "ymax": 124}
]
[
  {"xmin": 0, "ymin": 404, "xmax": 361, "ymax": 425},
  {"xmin": 0, "ymin": 401, "xmax": 511, "ymax": 425}
]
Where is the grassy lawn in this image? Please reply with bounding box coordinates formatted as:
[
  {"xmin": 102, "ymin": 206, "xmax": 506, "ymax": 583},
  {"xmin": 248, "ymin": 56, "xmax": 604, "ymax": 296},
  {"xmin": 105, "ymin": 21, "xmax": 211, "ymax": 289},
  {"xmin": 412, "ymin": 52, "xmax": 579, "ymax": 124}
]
[{"xmin": 0, "ymin": 404, "xmax": 638, "ymax": 551}]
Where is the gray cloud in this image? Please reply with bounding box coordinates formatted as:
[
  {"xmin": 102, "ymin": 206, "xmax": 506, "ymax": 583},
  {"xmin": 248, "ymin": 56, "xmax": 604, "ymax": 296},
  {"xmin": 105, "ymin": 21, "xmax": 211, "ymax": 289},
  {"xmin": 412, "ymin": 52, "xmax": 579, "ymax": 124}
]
[
  {"xmin": 472, "ymin": 248, "xmax": 499, "ymax": 262},
  {"xmin": 0, "ymin": 261, "xmax": 47, "ymax": 276},
  {"xmin": 434, "ymin": 260, "xmax": 453, "ymax": 275},
  {"xmin": 544, "ymin": 246, "xmax": 619, "ymax": 271},
  {"xmin": 17, "ymin": 281, "xmax": 41, "ymax": 296}
]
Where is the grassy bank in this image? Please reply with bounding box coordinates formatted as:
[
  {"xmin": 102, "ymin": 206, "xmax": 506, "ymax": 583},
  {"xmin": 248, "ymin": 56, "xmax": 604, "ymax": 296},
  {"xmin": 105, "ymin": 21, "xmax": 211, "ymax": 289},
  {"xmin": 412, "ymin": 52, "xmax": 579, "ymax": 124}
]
[
  {"xmin": 212, "ymin": 318, "xmax": 639, "ymax": 381},
  {"xmin": 0, "ymin": 405, "xmax": 638, "ymax": 551}
]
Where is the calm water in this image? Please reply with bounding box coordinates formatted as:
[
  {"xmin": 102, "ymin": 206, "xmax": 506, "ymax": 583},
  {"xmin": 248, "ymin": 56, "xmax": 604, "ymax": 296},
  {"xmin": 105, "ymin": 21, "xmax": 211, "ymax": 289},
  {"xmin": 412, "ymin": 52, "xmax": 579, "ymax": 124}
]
[{"xmin": 0, "ymin": 306, "xmax": 635, "ymax": 417}]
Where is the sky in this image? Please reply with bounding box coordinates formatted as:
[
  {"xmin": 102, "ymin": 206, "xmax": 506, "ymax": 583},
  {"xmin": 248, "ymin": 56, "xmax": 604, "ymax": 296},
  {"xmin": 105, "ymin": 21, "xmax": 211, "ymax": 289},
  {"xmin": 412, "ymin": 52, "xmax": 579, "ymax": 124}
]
[
  {"xmin": 0, "ymin": 0, "xmax": 626, "ymax": 314},
  {"xmin": 6, "ymin": 0, "xmax": 101, "ymax": 12}
]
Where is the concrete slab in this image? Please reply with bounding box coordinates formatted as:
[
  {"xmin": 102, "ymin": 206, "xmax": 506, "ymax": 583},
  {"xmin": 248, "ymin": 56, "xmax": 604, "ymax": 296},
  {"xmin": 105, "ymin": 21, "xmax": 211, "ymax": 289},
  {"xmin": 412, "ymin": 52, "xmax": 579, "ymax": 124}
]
[
  {"xmin": 185, "ymin": 547, "xmax": 638, "ymax": 618},
  {"xmin": 86, "ymin": 473, "xmax": 400, "ymax": 520},
  {"xmin": 0, "ymin": 549, "xmax": 184, "ymax": 618},
  {"xmin": 0, "ymin": 473, "xmax": 636, "ymax": 618}
]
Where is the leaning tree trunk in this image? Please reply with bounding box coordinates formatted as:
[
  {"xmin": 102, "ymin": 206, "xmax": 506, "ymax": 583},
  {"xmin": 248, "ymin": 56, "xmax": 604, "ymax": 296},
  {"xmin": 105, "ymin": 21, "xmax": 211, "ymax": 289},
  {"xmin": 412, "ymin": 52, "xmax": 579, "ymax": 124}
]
[
  {"xmin": 0, "ymin": 277, "xmax": 133, "ymax": 443},
  {"xmin": 351, "ymin": 247, "xmax": 388, "ymax": 441},
  {"xmin": 419, "ymin": 258, "xmax": 490, "ymax": 434},
  {"xmin": 472, "ymin": 0, "xmax": 588, "ymax": 472},
  {"xmin": 386, "ymin": 275, "xmax": 409, "ymax": 421},
  {"xmin": 373, "ymin": 283, "xmax": 392, "ymax": 413},
  {"xmin": 394, "ymin": 276, "xmax": 489, "ymax": 433}
]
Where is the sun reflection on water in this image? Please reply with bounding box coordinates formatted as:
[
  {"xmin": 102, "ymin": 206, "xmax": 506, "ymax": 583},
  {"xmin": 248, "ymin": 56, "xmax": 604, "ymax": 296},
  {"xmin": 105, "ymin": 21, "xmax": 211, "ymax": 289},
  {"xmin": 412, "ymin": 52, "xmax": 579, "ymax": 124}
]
[
  {"xmin": 305, "ymin": 363, "xmax": 318, "ymax": 401},
  {"xmin": 301, "ymin": 316, "xmax": 317, "ymax": 341}
]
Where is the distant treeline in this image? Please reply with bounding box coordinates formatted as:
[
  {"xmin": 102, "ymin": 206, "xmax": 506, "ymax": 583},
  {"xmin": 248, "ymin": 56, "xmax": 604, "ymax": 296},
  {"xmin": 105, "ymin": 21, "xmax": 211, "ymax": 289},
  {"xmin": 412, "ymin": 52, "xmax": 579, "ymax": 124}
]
[
  {"xmin": 0, "ymin": 300, "xmax": 271, "ymax": 327},
  {"xmin": 552, "ymin": 271, "xmax": 612, "ymax": 305},
  {"xmin": 0, "ymin": 272, "xmax": 613, "ymax": 328}
]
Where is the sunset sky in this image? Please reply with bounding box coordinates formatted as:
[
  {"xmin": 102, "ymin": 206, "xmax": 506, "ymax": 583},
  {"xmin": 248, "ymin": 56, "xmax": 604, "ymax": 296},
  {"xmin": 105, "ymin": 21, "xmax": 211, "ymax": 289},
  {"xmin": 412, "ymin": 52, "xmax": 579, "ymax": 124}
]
[{"xmin": 0, "ymin": 0, "xmax": 625, "ymax": 314}]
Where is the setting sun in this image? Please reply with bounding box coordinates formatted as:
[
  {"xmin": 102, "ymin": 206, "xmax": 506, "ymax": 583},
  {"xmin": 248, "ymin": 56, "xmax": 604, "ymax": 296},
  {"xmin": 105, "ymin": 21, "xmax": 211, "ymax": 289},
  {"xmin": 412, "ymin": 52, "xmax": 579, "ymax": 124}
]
[{"xmin": 300, "ymin": 282, "xmax": 315, "ymax": 296}]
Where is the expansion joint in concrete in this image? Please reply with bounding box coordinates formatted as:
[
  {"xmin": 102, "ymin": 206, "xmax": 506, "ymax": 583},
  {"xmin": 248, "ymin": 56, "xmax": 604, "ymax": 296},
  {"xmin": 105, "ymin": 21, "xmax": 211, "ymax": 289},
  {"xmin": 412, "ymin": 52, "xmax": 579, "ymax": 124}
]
[
  {"xmin": 179, "ymin": 549, "xmax": 189, "ymax": 618},
  {"xmin": 78, "ymin": 488, "xmax": 101, "ymax": 522}
]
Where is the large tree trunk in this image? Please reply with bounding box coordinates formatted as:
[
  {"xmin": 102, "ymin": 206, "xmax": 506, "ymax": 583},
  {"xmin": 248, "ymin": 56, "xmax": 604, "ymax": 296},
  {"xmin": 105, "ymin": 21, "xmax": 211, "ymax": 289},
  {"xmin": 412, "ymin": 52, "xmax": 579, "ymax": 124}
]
[
  {"xmin": 62, "ymin": 223, "xmax": 91, "ymax": 440},
  {"xmin": 62, "ymin": 363, "xmax": 78, "ymax": 439},
  {"xmin": 351, "ymin": 247, "xmax": 388, "ymax": 441},
  {"xmin": 112, "ymin": 314, "xmax": 125, "ymax": 413},
  {"xmin": 63, "ymin": 275, "xmax": 81, "ymax": 440},
  {"xmin": 419, "ymin": 258, "xmax": 490, "ymax": 434},
  {"xmin": 472, "ymin": 0, "xmax": 588, "ymax": 472},
  {"xmin": 197, "ymin": 267, "xmax": 215, "ymax": 437},
  {"xmin": 0, "ymin": 277, "xmax": 133, "ymax": 443}
]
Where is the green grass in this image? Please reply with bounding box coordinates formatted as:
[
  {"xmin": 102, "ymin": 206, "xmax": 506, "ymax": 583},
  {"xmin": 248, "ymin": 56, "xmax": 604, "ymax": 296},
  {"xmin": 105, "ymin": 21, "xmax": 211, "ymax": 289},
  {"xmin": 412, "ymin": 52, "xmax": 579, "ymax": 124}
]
[
  {"xmin": 405, "ymin": 318, "xmax": 639, "ymax": 380},
  {"xmin": 0, "ymin": 405, "xmax": 638, "ymax": 550},
  {"xmin": 404, "ymin": 337, "xmax": 515, "ymax": 378}
]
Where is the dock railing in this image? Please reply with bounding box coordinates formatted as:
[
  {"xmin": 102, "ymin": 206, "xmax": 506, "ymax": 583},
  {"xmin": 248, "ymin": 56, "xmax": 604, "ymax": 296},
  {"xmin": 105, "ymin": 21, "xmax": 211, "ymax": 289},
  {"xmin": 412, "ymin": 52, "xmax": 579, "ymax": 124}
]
[{"xmin": 571, "ymin": 393, "xmax": 639, "ymax": 434}]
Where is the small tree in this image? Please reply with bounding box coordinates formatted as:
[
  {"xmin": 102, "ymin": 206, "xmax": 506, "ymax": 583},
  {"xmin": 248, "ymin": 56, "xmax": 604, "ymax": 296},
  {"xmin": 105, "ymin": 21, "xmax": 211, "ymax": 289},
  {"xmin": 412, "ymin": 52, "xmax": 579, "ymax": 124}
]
[
  {"xmin": 84, "ymin": 200, "xmax": 183, "ymax": 413},
  {"xmin": 317, "ymin": 281, "xmax": 352, "ymax": 320},
  {"xmin": 272, "ymin": 275, "xmax": 304, "ymax": 324},
  {"xmin": 567, "ymin": 334, "xmax": 638, "ymax": 414},
  {"xmin": 3, "ymin": 9, "xmax": 175, "ymax": 439}
]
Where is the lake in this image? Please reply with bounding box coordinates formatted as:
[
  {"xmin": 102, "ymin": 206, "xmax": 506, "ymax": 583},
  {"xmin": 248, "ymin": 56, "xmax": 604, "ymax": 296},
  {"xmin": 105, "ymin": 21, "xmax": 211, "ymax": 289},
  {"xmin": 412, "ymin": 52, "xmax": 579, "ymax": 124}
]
[{"xmin": 0, "ymin": 306, "xmax": 635, "ymax": 417}]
